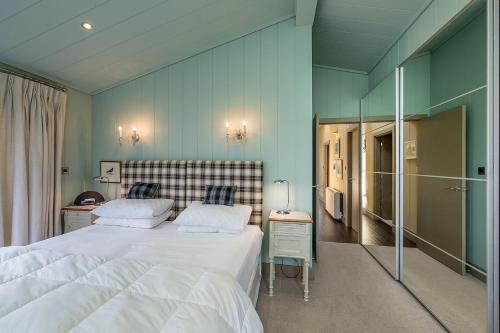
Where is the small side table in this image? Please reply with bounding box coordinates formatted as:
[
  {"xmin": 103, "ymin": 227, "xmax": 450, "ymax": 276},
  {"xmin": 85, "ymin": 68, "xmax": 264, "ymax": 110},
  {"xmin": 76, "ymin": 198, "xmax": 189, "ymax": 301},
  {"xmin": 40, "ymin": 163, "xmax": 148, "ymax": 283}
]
[
  {"xmin": 268, "ymin": 210, "xmax": 313, "ymax": 301},
  {"xmin": 61, "ymin": 205, "xmax": 99, "ymax": 233}
]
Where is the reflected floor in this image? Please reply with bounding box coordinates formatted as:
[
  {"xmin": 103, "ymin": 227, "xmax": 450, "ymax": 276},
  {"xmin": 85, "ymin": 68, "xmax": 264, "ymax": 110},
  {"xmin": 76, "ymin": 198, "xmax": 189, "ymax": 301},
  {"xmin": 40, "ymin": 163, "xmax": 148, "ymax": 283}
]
[
  {"xmin": 365, "ymin": 245, "xmax": 487, "ymax": 333},
  {"xmin": 362, "ymin": 214, "xmax": 416, "ymax": 247}
]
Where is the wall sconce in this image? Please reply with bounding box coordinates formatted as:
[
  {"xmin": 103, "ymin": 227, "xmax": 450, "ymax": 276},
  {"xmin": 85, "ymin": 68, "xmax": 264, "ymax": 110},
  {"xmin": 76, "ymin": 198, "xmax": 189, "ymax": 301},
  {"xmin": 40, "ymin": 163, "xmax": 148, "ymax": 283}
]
[
  {"xmin": 131, "ymin": 126, "xmax": 140, "ymax": 144},
  {"xmin": 117, "ymin": 125, "xmax": 140, "ymax": 145},
  {"xmin": 225, "ymin": 120, "xmax": 247, "ymax": 142}
]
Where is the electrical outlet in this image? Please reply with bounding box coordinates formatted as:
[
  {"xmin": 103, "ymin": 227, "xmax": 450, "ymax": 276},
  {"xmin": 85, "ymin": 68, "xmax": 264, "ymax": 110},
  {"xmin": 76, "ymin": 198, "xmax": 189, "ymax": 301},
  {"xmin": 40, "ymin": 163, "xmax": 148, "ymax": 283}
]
[{"xmin": 61, "ymin": 167, "xmax": 69, "ymax": 175}]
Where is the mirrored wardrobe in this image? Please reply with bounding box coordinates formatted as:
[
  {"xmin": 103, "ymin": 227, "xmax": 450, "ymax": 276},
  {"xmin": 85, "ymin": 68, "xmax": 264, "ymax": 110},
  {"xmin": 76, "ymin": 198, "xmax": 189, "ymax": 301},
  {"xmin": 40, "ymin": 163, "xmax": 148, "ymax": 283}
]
[
  {"xmin": 361, "ymin": 70, "xmax": 397, "ymax": 277},
  {"xmin": 360, "ymin": 2, "xmax": 490, "ymax": 332}
]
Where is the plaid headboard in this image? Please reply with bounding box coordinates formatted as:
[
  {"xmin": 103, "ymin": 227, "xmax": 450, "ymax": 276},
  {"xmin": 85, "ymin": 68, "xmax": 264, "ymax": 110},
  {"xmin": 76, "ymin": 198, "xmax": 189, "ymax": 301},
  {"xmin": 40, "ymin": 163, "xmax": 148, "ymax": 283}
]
[
  {"xmin": 121, "ymin": 160, "xmax": 186, "ymax": 219},
  {"xmin": 186, "ymin": 160, "xmax": 263, "ymax": 226},
  {"xmin": 120, "ymin": 160, "xmax": 263, "ymax": 226}
]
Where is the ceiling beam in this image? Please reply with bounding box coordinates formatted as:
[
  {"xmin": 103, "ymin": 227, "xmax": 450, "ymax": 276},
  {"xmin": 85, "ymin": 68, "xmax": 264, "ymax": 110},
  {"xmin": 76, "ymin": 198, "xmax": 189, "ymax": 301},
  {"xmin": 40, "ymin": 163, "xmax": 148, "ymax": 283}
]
[{"xmin": 295, "ymin": 0, "xmax": 317, "ymax": 26}]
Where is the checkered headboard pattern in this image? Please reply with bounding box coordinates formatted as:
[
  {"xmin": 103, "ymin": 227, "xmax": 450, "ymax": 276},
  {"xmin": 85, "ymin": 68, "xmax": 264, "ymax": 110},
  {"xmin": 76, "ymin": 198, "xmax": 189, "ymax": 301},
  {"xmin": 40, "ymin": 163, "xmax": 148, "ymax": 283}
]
[
  {"xmin": 120, "ymin": 160, "xmax": 263, "ymax": 226},
  {"xmin": 186, "ymin": 160, "xmax": 263, "ymax": 226},
  {"xmin": 121, "ymin": 160, "xmax": 186, "ymax": 220}
]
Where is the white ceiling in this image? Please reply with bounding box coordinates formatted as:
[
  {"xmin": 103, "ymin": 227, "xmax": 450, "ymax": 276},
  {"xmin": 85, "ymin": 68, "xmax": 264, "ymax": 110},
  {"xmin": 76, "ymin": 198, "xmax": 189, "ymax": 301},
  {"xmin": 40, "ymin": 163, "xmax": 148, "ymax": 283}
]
[
  {"xmin": 313, "ymin": 0, "xmax": 431, "ymax": 72},
  {"xmin": 0, "ymin": 0, "xmax": 295, "ymax": 94}
]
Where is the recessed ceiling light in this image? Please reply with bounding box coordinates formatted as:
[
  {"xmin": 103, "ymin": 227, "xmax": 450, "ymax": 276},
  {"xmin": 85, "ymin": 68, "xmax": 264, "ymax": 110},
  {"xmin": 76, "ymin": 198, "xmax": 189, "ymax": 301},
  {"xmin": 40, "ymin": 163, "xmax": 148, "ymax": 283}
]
[{"xmin": 81, "ymin": 22, "xmax": 94, "ymax": 31}]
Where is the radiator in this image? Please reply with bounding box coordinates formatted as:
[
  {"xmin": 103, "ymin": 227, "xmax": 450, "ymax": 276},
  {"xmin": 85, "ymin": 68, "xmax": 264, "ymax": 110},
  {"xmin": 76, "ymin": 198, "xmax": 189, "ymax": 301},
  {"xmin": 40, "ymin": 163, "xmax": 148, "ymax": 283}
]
[{"xmin": 325, "ymin": 187, "xmax": 343, "ymax": 220}]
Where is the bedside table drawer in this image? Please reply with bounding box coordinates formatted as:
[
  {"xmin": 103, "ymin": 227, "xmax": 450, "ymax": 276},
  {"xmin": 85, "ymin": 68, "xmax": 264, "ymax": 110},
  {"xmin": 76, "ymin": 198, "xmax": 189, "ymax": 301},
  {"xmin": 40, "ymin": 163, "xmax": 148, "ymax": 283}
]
[
  {"xmin": 273, "ymin": 222, "xmax": 307, "ymax": 235},
  {"xmin": 272, "ymin": 235, "xmax": 307, "ymax": 258},
  {"xmin": 65, "ymin": 220, "xmax": 91, "ymax": 233},
  {"xmin": 65, "ymin": 211, "xmax": 92, "ymax": 223}
]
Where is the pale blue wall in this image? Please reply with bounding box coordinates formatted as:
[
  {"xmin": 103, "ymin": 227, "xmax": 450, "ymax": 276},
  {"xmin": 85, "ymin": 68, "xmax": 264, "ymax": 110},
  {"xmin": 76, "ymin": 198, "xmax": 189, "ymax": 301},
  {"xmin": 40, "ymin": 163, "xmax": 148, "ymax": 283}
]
[
  {"xmin": 61, "ymin": 88, "xmax": 92, "ymax": 206},
  {"xmin": 429, "ymin": 10, "xmax": 487, "ymax": 269},
  {"xmin": 312, "ymin": 66, "xmax": 368, "ymax": 120},
  {"xmin": 91, "ymin": 18, "xmax": 312, "ymax": 263},
  {"xmin": 362, "ymin": 71, "xmax": 396, "ymax": 119},
  {"xmin": 369, "ymin": 0, "xmax": 472, "ymax": 89}
]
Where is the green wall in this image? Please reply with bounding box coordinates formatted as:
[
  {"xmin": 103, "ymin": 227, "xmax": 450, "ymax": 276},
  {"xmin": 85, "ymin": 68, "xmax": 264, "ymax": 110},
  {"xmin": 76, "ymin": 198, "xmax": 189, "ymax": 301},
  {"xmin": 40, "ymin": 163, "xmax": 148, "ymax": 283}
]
[
  {"xmin": 91, "ymin": 18, "xmax": 312, "ymax": 263},
  {"xmin": 61, "ymin": 88, "xmax": 92, "ymax": 206},
  {"xmin": 369, "ymin": 0, "xmax": 472, "ymax": 88},
  {"xmin": 312, "ymin": 66, "xmax": 368, "ymax": 120},
  {"xmin": 362, "ymin": 71, "xmax": 395, "ymax": 120},
  {"xmin": 429, "ymin": 10, "xmax": 487, "ymax": 269}
]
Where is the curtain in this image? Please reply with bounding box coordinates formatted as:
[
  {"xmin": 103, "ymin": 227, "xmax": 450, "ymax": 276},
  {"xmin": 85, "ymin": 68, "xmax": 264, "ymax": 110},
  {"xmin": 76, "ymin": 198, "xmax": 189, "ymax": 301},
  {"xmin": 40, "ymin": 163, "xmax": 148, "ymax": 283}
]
[{"xmin": 0, "ymin": 73, "xmax": 66, "ymax": 246}]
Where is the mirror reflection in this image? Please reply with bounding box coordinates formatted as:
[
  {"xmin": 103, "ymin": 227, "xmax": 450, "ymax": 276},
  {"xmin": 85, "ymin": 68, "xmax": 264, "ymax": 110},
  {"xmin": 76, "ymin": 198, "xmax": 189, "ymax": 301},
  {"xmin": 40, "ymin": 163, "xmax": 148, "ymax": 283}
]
[
  {"xmin": 400, "ymin": 4, "xmax": 487, "ymax": 332},
  {"xmin": 361, "ymin": 70, "xmax": 397, "ymax": 277}
]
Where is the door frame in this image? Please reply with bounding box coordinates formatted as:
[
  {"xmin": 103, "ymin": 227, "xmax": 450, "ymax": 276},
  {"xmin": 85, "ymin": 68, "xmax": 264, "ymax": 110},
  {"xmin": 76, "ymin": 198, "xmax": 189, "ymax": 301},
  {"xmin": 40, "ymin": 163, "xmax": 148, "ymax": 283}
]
[
  {"xmin": 346, "ymin": 124, "xmax": 360, "ymax": 232},
  {"xmin": 314, "ymin": 119, "xmax": 361, "ymax": 246},
  {"xmin": 372, "ymin": 127, "xmax": 395, "ymax": 225}
]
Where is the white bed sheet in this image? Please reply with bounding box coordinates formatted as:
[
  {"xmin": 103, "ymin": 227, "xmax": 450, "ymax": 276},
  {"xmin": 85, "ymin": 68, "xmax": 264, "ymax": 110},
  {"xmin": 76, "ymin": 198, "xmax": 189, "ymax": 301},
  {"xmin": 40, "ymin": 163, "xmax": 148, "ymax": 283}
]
[{"xmin": 33, "ymin": 222, "xmax": 263, "ymax": 291}]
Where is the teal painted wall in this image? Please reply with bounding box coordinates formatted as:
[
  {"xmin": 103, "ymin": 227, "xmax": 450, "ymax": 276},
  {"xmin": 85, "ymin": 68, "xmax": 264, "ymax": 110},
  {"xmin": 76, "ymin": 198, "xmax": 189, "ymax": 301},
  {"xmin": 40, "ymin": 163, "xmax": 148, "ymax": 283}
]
[
  {"xmin": 429, "ymin": 10, "xmax": 487, "ymax": 269},
  {"xmin": 403, "ymin": 53, "xmax": 431, "ymax": 118},
  {"xmin": 362, "ymin": 71, "xmax": 396, "ymax": 119},
  {"xmin": 91, "ymin": 18, "xmax": 312, "ymax": 263},
  {"xmin": 369, "ymin": 0, "xmax": 472, "ymax": 89},
  {"xmin": 61, "ymin": 88, "xmax": 92, "ymax": 206},
  {"xmin": 312, "ymin": 66, "xmax": 368, "ymax": 120}
]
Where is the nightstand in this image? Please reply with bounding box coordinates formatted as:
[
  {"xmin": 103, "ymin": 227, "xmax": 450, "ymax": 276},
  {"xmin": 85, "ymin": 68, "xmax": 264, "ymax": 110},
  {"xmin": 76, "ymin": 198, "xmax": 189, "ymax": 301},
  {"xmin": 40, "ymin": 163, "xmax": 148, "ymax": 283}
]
[
  {"xmin": 61, "ymin": 205, "xmax": 98, "ymax": 233},
  {"xmin": 268, "ymin": 210, "xmax": 313, "ymax": 301}
]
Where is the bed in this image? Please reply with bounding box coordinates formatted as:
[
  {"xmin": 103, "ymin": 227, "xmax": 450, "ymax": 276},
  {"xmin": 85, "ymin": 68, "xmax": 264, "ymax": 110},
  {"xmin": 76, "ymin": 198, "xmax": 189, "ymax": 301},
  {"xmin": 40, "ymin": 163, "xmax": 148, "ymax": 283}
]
[{"xmin": 0, "ymin": 160, "xmax": 264, "ymax": 333}]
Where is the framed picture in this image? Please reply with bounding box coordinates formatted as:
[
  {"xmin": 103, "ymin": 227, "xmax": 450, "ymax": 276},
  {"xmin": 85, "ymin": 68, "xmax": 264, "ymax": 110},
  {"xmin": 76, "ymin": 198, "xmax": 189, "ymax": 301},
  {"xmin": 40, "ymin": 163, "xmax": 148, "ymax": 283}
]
[
  {"xmin": 100, "ymin": 161, "xmax": 121, "ymax": 183},
  {"xmin": 335, "ymin": 160, "xmax": 343, "ymax": 179},
  {"xmin": 405, "ymin": 140, "xmax": 417, "ymax": 159},
  {"xmin": 333, "ymin": 136, "xmax": 340, "ymax": 159}
]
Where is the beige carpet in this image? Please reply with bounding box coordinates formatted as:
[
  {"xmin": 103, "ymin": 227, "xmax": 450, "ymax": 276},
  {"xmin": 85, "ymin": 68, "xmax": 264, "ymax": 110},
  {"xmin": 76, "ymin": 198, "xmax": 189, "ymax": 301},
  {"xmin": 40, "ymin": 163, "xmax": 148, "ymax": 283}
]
[
  {"xmin": 366, "ymin": 245, "xmax": 487, "ymax": 333},
  {"xmin": 257, "ymin": 242, "xmax": 445, "ymax": 333}
]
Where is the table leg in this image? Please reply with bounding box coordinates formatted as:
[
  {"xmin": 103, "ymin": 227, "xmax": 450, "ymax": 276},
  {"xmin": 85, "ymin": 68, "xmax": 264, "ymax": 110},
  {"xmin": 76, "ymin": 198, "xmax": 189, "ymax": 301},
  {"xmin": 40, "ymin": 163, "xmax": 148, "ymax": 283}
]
[
  {"xmin": 269, "ymin": 257, "xmax": 274, "ymax": 296},
  {"xmin": 303, "ymin": 260, "xmax": 309, "ymax": 301},
  {"xmin": 302, "ymin": 259, "xmax": 305, "ymax": 285}
]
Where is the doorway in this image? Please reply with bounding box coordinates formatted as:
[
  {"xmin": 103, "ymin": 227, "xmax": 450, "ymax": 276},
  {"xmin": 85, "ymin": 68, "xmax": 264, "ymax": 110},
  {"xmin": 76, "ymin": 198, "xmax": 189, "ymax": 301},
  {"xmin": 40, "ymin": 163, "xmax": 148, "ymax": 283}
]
[
  {"xmin": 316, "ymin": 122, "xmax": 359, "ymax": 244},
  {"xmin": 373, "ymin": 132, "xmax": 393, "ymax": 223}
]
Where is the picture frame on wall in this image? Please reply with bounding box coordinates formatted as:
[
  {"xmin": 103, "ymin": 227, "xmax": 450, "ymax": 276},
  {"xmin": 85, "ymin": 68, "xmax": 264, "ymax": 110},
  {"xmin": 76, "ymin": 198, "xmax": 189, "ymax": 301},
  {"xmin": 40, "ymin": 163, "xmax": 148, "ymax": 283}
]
[
  {"xmin": 333, "ymin": 159, "xmax": 343, "ymax": 179},
  {"xmin": 99, "ymin": 161, "xmax": 122, "ymax": 183},
  {"xmin": 405, "ymin": 140, "xmax": 417, "ymax": 159},
  {"xmin": 333, "ymin": 136, "xmax": 340, "ymax": 159}
]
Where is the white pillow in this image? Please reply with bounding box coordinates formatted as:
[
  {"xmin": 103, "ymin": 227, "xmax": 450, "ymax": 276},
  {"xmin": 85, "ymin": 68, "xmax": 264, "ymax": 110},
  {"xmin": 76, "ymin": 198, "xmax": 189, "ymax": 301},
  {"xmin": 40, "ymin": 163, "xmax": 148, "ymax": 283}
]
[
  {"xmin": 95, "ymin": 210, "xmax": 172, "ymax": 229},
  {"xmin": 177, "ymin": 225, "xmax": 242, "ymax": 234},
  {"xmin": 92, "ymin": 198, "xmax": 174, "ymax": 219},
  {"xmin": 173, "ymin": 201, "xmax": 252, "ymax": 233}
]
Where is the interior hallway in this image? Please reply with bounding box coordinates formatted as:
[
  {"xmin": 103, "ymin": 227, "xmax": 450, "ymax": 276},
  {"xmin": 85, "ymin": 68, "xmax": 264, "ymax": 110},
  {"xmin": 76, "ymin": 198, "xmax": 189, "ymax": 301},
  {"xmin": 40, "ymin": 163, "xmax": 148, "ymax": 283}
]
[{"xmin": 257, "ymin": 241, "xmax": 445, "ymax": 333}]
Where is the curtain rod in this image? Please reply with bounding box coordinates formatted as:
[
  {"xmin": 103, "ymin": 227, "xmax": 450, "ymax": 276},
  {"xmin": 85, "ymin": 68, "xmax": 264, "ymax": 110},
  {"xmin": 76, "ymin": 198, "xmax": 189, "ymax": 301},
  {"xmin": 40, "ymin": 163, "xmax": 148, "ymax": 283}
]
[{"xmin": 0, "ymin": 63, "xmax": 67, "ymax": 92}]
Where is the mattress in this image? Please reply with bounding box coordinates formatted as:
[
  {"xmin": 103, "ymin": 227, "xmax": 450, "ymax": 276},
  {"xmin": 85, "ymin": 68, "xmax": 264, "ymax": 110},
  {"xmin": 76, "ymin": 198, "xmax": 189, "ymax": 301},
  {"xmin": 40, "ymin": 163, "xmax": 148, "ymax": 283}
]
[{"xmin": 33, "ymin": 222, "xmax": 263, "ymax": 292}]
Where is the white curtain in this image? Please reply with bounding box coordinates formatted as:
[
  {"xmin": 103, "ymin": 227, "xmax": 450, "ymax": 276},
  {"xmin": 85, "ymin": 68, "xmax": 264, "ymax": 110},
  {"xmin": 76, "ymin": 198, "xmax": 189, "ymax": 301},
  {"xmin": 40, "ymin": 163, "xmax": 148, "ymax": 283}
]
[{"xmin": 0, "ymin": 73, "xmax": 66, "ymax": 246}]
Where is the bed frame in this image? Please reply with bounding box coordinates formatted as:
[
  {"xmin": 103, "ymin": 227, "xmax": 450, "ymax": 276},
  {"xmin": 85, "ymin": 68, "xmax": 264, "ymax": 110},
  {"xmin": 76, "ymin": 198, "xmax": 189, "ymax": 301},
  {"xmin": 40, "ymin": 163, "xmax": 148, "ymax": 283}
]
[{"xmin": 120, "ymin": 160, "xmax": 263, "ymax": 305}]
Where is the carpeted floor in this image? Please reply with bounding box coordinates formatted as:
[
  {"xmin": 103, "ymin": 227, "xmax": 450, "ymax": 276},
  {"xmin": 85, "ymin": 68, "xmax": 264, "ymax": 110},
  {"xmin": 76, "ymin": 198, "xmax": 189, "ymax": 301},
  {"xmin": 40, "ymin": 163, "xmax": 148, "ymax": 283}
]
[
  {"xmin": 256, "ymin": 242, "xmax": 445, "ymax": 333},
  {"xmin": 365, "ymin": 245, "xmax": 487, "ymax": 333}
]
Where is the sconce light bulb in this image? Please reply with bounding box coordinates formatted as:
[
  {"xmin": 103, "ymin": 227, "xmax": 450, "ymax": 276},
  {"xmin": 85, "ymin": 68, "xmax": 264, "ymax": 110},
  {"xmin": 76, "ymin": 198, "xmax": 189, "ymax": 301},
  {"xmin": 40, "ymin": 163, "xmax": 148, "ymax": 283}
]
[
  {"xmin": 242, "ymin": 120, "xmax": 246, "ymax": 126},
  {"xmin": 132, "ymin": 126, "xmax": 137, "ymax": 131},
  {"xmin": 118, "ymin": 126, "xmax": 122, "ymax": 131},
  {"xmin": 225, "ymin": 122, "xmax": 229, "ymax": 128}
]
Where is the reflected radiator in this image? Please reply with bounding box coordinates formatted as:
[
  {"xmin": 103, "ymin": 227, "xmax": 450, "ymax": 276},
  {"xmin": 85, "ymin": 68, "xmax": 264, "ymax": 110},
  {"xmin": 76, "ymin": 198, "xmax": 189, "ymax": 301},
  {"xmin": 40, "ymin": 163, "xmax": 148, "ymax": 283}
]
[{"xmin": 325, "ymin": 187, "xmax": 343, "ymax": 220}]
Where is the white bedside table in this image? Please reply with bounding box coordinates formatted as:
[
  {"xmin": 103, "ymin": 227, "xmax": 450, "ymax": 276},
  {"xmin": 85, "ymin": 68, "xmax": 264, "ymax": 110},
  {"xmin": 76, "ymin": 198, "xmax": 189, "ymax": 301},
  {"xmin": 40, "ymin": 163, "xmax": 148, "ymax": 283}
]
[
  {"xmin": 61, "ymin": 205, "xmax": 98, "ymax": 233},
  {"xmin": 268, "ymin": 210, "xmax": 313, "ymax": 301}
]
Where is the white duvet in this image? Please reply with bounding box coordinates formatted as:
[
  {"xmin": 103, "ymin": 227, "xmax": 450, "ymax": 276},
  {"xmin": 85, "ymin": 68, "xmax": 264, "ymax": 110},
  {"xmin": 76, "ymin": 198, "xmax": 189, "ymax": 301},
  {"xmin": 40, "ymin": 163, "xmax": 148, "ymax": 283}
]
[{"xmin": 0, "ymin": 246, "xmax": 263, "ymax": 333}]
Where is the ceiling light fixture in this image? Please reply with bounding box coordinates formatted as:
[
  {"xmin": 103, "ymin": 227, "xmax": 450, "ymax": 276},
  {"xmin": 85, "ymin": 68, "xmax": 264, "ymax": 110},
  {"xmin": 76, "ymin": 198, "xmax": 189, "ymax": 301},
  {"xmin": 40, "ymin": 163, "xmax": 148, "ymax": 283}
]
[{"xmin": 81, "ymin": 22, "xmax": 94, "ymax": 31}]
